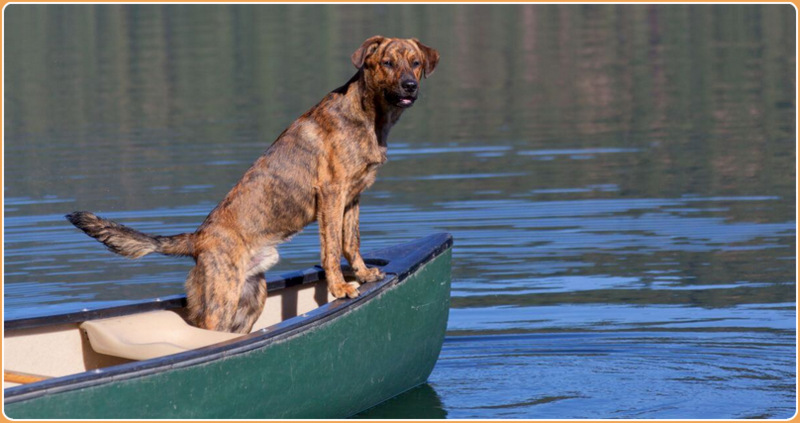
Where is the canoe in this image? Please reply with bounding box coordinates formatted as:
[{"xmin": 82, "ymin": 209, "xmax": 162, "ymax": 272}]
[{"xmin": 3, "ymin": 233, "xmax": 453, "ymax": 419}]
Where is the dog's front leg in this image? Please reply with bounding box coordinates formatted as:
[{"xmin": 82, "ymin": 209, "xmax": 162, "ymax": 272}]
[
  {"xmin": 317, "ymin": 186, "xmax": 360, "ymax": 298},
  {"xmin": 343, "ymin": 197, "xmax": 385, "ymax": 283}
]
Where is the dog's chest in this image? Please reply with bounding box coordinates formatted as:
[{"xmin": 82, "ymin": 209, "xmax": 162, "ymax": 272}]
[{"xmin": 347, "ymin": 149, "xmax": 386, "ymax": 200}]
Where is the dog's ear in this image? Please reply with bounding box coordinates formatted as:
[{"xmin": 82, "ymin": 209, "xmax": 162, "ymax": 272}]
[
  {"xmin": 412, "ymin": 38, "xmax": 439, "ymax": 78},
  {"xmin": 351, "ymin": 35, "xmax": 386, "ymax": 69}
]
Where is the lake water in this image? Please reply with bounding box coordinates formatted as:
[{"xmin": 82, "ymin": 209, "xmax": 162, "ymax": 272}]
[{"xmin": 3, "ymin": 4, "xmax": 796, "ymax": 419}]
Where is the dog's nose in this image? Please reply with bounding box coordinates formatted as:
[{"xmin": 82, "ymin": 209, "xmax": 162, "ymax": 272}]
[{"xmin": 401, "ymin": 80, "xmax": 418, "ymax": 93}]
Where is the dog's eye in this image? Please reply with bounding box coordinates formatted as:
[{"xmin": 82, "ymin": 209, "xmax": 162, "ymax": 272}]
[
  {"xmin": 412, "ymin": 60, "xmax": 421, "ymax": 68},
  {"xmin": 382, "ymin": 60, "xmax": 393, "ymax": 68}
]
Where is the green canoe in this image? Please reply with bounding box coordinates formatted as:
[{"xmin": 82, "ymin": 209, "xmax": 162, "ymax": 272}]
[{"xmin": 3, "ymin": 233, "xmax": 453, "ymax": 419}]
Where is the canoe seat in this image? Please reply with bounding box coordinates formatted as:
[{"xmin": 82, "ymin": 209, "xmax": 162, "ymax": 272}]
[{"xmin": 80, "ymin": 311, "xmax": 240, "ymax": 361}]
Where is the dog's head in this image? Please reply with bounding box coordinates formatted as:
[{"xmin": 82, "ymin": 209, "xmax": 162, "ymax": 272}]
[{"xmin": 351, "ymin": 36, "xmax": 439, "ymax": 109}]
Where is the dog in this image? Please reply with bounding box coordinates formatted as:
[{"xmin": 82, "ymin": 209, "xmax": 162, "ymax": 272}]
[{"xmin": 66, "ymin": 36, "xmax": 439, "ymax": 334}]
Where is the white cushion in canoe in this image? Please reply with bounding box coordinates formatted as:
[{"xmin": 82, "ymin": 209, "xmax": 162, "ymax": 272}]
[{"xmin": 80, "ymin": 310, "xmax": 240, "ymax": 361}]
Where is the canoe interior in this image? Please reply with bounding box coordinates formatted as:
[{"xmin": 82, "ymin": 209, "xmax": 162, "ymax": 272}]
[{"xmin": 3, "ymin": 270, "xmax": 355, "ymax": 389}]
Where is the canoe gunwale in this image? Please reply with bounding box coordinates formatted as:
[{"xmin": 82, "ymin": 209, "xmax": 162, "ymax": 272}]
[
  {"xmin": 3, "ymin": 259, "xmax": 389, "ymax": 332},
  {"xmin": 4, "ymin": 233, "xmax": 453, "ymax": 405}
]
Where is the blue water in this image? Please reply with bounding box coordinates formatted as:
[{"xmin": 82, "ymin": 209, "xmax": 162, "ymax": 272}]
[{"xmin": 4, "ymin": 4, "xmax": 797, "ymax": 419}]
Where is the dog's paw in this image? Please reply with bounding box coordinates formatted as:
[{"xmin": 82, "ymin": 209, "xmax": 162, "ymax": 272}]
[
  {"xmin": 330, "ymin": 281, "xmax": 360, "ymax": 299},
  {"xmin": 356, "ymin": 267, "xmax": 385, "ymax": 283}
]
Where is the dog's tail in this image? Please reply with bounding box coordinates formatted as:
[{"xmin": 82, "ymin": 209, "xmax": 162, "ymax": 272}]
[{"xmin": 66, "ymin": 211, "xmax": 194, "ymax": 259}]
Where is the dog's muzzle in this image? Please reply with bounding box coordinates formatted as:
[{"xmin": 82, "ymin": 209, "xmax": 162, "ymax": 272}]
[{"xmin": 389, "ymin": 78, "xmax": 419, "ymax": 108}]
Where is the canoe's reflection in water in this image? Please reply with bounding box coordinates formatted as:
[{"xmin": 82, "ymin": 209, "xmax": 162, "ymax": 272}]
[{"xmin": 354, "ymin": 383, "xmax": 446, "ymax": 419}]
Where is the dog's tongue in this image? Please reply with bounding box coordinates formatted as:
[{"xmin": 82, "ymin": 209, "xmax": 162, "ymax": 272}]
[{"xmin": 399, "ymin": 98, "xmax": 413, "ymax": 106}]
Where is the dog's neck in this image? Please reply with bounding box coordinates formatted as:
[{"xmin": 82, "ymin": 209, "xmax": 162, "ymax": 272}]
[
  {"xmin": 370, "ymin": 98, "xmax": 403, "ymax": 148},
  {"xmin": 337, "ymin": 70, "xmax": 405, "ymax": 147}
]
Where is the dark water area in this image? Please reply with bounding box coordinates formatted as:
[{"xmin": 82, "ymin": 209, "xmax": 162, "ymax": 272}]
[{"xmin": 3, "ymin": 4, "xmax": 796, "ymax": 419}]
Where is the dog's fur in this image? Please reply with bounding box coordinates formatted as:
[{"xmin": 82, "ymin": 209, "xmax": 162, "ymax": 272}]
[{"xmin": 67, "ymin": 36, "xmax": 439, "ymax": 334}]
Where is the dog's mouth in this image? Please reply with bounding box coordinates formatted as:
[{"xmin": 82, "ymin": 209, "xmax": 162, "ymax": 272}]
[
  {"xmin": 398, "ymin": 97, "xmax": 415, "ymax": 108},
  {"xmin": 386, "ymin": 92, "xmax": 417, "ymax": 108}
]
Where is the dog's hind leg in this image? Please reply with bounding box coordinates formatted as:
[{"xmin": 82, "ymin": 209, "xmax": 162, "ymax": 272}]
[
  {"xmin": 185, "ymin": 245, "xmax": 277, "ymax": 334},
  {"xmin": 228, "ymin": 245, "xmax": 279, "ymax": 333},
  {"xmin": 186, "ymin": 251, "xmax": 251, "ymax": 333},
  {"xmin": 230, "ymin": 272, "xmax": 268, "ymax": 333},
  {"xmin": 184, "ymin": 264, "xmax": 208, "ymax": 330}
]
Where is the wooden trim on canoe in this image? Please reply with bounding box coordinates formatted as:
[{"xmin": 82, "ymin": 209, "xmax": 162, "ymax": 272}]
[{"xmin": 4, "ymin": 371, "xmax": 50, "ymax": 385}]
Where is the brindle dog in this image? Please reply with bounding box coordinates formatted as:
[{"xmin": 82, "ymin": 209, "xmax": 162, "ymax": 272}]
[{"xmin": 67, "ymin": 36, "xmax": 439, "ymax": 334}]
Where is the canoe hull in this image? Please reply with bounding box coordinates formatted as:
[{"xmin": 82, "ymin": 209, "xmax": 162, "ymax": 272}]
[{"xmin": 4, "ymin": 242, "xmax": 451, "ymax": 419}]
